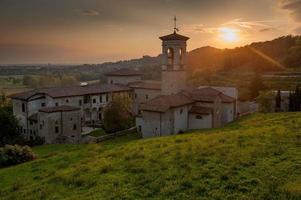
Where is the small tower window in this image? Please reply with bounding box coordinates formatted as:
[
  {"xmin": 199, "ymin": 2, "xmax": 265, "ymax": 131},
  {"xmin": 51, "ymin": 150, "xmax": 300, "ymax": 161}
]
[{"xmin": 167, "ymin": 48, "xmax": 174, "ymax": 67}]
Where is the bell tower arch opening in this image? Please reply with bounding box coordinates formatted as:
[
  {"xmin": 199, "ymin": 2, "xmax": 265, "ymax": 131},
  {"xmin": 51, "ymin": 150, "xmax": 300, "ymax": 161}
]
[{"xmin": 159, "ymin": 17, "xmax": 190, "ymax": 95}]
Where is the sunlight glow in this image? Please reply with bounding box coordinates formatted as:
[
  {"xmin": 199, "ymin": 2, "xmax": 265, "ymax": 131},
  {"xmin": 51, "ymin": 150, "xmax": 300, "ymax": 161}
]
[{"xmin": 219, "ymin": 27, "xmax": 239, "ymax": 43}]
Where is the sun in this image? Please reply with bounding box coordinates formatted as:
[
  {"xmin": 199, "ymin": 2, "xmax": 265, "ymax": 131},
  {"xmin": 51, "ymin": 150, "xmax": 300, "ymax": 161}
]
[{"xmin": 219, "ymin": 27, "xmax": 239, "ymax": 43}]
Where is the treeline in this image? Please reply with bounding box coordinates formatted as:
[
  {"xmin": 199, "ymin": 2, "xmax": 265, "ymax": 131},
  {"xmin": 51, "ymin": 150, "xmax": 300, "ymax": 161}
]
[
  {"xmin": 187, "ymin": 35, "xmax": 301, "ymax": 73},
  {"xmin": 23, "ymin": 75, "xmax": 78, "ymax": 88}
]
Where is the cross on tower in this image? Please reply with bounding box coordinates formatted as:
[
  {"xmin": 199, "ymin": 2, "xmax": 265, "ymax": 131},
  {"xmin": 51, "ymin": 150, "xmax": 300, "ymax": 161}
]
[{"xmin": 173, "ymin": 16, "xmax": 179, "ymax": 33}]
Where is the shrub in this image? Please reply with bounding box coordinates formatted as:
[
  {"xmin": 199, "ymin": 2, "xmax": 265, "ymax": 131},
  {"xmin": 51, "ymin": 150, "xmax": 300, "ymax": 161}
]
[{"xmin": 0, "ymin": 145, "xmax": 36, "ymax": 167}]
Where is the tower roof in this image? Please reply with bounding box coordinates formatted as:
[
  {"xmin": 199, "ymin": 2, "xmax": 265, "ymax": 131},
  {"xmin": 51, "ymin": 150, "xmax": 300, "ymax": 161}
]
[{"xmin": 159, "ymin": 32, "xmax": 190, "ymax": 41}]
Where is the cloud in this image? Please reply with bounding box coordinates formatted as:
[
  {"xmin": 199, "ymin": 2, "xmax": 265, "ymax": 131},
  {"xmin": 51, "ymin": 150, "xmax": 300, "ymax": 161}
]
[
  {"xmin": 259, "ymin": 28, "xmax": 276, "ymax": 32},
  {"xmin": 73, "ymin": 9, "xmax": 100, "ymax": 17},
  {"xmin": 280, "ymin": 0, "xmax": 301, "ymax": 21},
  {"xmin": 185, "ymin": 19, "xmax": 276, "ymax": 34}
]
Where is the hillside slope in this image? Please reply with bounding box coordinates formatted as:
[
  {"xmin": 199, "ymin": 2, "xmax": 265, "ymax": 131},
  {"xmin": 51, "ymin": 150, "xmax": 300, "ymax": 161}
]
[{"xmin": 0, "ymin": 113, "xmax": 301, "ymax": 200}]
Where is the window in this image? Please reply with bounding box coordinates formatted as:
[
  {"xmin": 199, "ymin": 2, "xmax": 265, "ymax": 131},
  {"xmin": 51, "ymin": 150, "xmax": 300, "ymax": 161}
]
[
  {"xmin": 99, "ymin": 113, "xmax": 102, "ymax": 120},
  {"xmin": 106, "ymin": 94, "xmax": 109, "ymax": 102},
  {"xmin": 41, "ymin": 103, "xmax": 46, "ymax": 107},
  {"xmin": 55, "ymin": 126, "xmax": 59, "ymax": 133},
  {"xmin": 146, "ymin": 94, "xmax": 149, "ymax": 100},
  {"xmin": 22, "ymin": 103, "xmax": 26, "ymax": 112},
  {"xmin": 100, "ymin": 96, "xmax": 103, "ymax": 103},
  {"xmin": 42, "ymin": 120, "xmax": 45, "ymax": 125},
  {"xmin": 23, "ymin": 129, "xmax": 26, "ymax": 134},
  {"xmin": 55, "ymin": 121, "xmax": 58, "ymax": 125},
  {"xmin": 196, "ymin": 115, "xmax": 203, "ymax": 119},
  {"xmin": 73, "ymin": 124, "xmax": 77, "ymax": 130},
  {"xmin": 93, "ymin": 98, "xmax": 96, "ymax": 103},
  {"xmin": 138, "ymin": 126, "xmax": 142, "ymax": 132},
  {"xmin": 180, "ymin": 109, "xmax": 183, "ymax": 114},
  {"xmin": 55, "ymin": 102, "xmax": 59, "ymax": 106},
  {"xmin": 66, "ymin": 99, "xmax": 69, "ymax": 103},
  {"xmin": 167, "ymin": 48, "xmax": 174, "ymax": 66},
  {"xmin": 70, "ymin": 118, "xmax": 73, "ymax": 121},
  {"xmin": 84, "ymin": 95, "xmax": 90, "ymax": 104},
  {"xmin": 135, "ymin": 93, "xmax": 137, "ymax": 99},
  {"xmin": 30, "ymin": 121, "xmax": 33, "ymax": 125},
  {"xmin": 110, "ymin": 80, "xmax": 113, "ymax": 84},
  {"xmin": 40, "ymin": 124, "xmax": 42, "ymax": 130},
  {"xmin": 79, "ymin": 100, "xmax": 82, "ymax": 106}
]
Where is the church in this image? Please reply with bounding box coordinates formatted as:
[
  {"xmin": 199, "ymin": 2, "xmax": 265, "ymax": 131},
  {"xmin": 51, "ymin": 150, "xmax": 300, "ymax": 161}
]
[{"xmin": 132, "ymin": 29, "xmax": 238, "ymax": 138}]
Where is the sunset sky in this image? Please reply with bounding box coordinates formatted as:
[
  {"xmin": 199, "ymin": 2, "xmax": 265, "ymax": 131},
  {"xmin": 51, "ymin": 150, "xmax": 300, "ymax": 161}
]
[{"xmin": 0, "ymin": 0, "xmax": 300, "ymax": 64}]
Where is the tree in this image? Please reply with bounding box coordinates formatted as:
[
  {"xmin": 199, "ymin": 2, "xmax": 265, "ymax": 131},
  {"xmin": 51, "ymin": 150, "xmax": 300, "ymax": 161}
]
[
  {"xmin": 289, "ymin": 85, "xmax": 301, "ymax": 111},
  {"xmin": 249, "ymin": 72, "xmax": 264, "ymax": 99},
  {"xmin": 60, "ymin": 75, "xmax": 77, "ymax": 86},
  {"xmin": 257, "ymin": 91, "xmax": 276, "ymax": 113},
  {"xmin": 0, "ymin": 108, "xmax": 20, "ymax": 146},
  {"xmin": 275, "ymin": 90, "xmax": 281, "ymax": 112},
  {"xmin": 103, "ymin": 93, "xmax": 133, "ymax": 133},
  {"xmin": 23, "ymin": 75, "xmax": 39, "ymax": 88}
]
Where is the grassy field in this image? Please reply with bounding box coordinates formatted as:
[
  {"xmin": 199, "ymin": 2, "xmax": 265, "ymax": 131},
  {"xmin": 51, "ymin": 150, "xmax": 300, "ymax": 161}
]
[{"xmin": 0, "ymin": 113, "xmax": 300, "ymax": 200}]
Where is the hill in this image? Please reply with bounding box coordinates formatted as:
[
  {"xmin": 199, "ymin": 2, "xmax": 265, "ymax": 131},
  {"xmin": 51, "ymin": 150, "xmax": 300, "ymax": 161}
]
[
  {"xmin": 135, "ymin": 35, "xmax": 301, "ymax": 75},
  {"xmin": 0, "ymin": 113, "xmax": 300, "ymax": 199}
]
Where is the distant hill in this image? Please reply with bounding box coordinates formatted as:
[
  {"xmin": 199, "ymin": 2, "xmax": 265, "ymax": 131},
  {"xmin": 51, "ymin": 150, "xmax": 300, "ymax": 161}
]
[
  {"xmin": 187, "ymin": 35, "xmax": 301, "ymax": 72},
  {"xmin": 115, "ymin": 35, "xmax": 301, "ymax": 74},
  {"xmin": 0, "ymin": 113, "xmax": 300, "ymax": 199}
]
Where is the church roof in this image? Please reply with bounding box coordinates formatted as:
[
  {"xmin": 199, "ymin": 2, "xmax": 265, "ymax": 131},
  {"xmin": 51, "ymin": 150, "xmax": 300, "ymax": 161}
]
[
  {"xmin": 128, "ymin": 80, "xmax": 161, "ymax": 90},
  {"xmin": 140, "ymin": 93, "xmax": 194, "ymax": 112},
  {"xmin": 10, "ymin": 83, "xmax": 131, "ymax": 100},
  {"xmin": 159, "ymin": 32, "xmax": 190, "ymax": 41},
  {"xmin": 105, "ymin": 68, "xmax": 142, "ymax": 76},
  {"xmin": 39, "ymin": 105, "xmax": 80, "ymax": 113},
  {"xmin": 140, "ymin": 87, "xmax": 236, "ymax": 113}
]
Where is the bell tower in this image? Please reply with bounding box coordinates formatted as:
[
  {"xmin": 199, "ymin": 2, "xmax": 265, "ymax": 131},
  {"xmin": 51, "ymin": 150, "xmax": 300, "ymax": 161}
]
[{"xmin": 160, "ymin": 17, "xmax": 189, "ymax": 95}]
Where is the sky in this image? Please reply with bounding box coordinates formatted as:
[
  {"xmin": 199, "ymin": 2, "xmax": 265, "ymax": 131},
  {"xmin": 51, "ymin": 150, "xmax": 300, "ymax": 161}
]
[{"xmin": 0, "ymin": 0, "xmax": 300, "ymax": 64}]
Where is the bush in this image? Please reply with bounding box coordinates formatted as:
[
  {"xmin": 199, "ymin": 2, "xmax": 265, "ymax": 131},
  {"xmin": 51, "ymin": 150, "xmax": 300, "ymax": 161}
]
[
  {"xmin": 0, "ymin": 145, "xmax": 36, "ymax": 167},
  {"xmin": 103, "ymin": 93, "xmax": 134, "ymax": 133}
]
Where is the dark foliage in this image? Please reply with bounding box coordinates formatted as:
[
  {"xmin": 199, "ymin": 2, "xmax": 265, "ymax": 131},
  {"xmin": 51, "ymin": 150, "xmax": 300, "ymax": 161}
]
[
  {"xmin": 249, "ymin": 73, "xmax": 265, "ymax": 99},
  {"xmin": 0, "ymin": 108, "xmax": 20, "ymax": 146},
  {"xmin": 289, "ymin": 85, "xmax": 301, "ymax": 111},
  {"xmin": 275, "ymin": 90, "xmax": 281, "ymax": 112},
  {"xmin": 0, "ymin": 145, "xmax": 36, "ymax": 168},
  {"xmin": 103, "ymin": 94, "xmax": 134, "ymax": 133}
]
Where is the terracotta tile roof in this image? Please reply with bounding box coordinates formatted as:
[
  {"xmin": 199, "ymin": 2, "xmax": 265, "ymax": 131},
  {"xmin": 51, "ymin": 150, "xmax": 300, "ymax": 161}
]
[
  {"xmin": 140, "ymin": 86, "xmax": 236, "ymax": 113},
  {"xmin": 105, "ymin": 68, "xmax": 142, "ymax": 76},
  {"xmin": 140, "ymin": 93, "xmax": 194, "ymax": 112},
  {"xmin": 183, "ymin": 87, "xmax": 235, "ymax": 103},
  {"xmin": 220, "ymin": 93, "xmax": 236, "ymax": 103},
  {"xmin": 189, "ymin": 106, "xmax": 213, "ymax": 115},
  {"xmin": 10, "ymin": 83, "xmax": 131, "ymax": 100},
  {"xmin": 39, "ymin": 105, "xmax": 80, "ymax": 113},
  {"xmin": 182, "ymin": 87, "xmax": 219, "ymax": 102},
  {"xmin": 128, "ymin": 80, "xmax": 161, "ymax": 90},
  {"xmin": 159, "ymin": 32, "xmax": 190, "ymax": 41}
]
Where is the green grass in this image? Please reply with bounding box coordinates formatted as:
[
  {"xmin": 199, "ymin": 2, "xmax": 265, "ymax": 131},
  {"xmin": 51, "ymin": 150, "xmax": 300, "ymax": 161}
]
[
  {"xmin": 0, "ymin": 113, "xmax": 301, "ymax": 200},
  {"xmin": 88, "ymin": 128, "xmax": 107, "ymax": 137}
]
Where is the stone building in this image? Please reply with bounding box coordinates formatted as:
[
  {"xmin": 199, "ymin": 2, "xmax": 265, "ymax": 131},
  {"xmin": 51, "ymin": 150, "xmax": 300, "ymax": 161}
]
[
  {"xmin": 133, "ymin": 30, "xmax": 237, "ymax": 138},
  {"xmin": 10, "ymin": 83, "xmax": 131, "ymax": 143}
]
